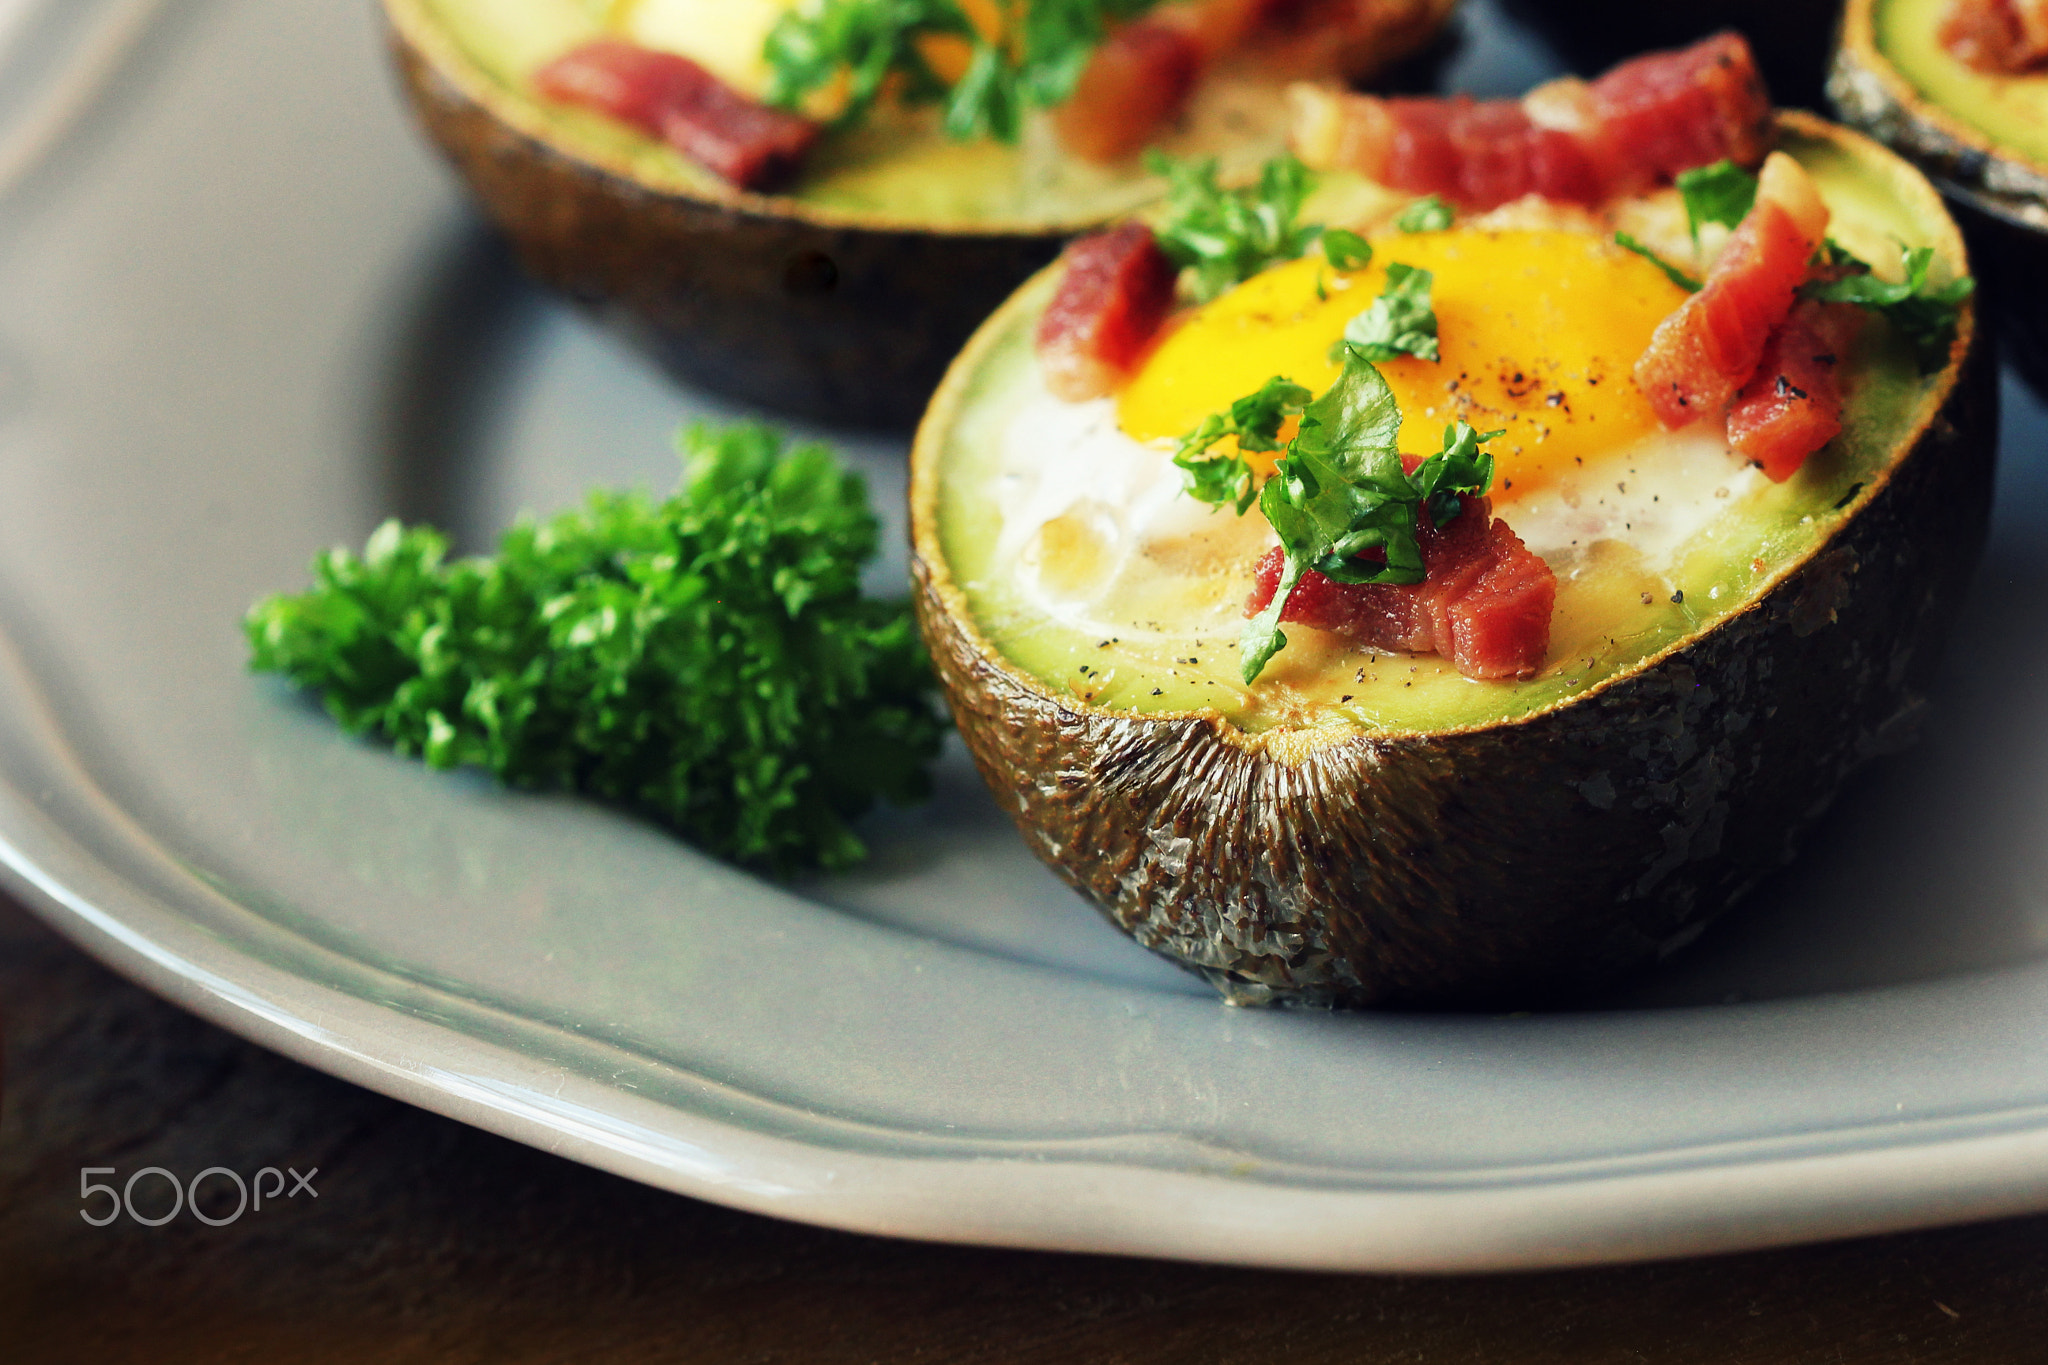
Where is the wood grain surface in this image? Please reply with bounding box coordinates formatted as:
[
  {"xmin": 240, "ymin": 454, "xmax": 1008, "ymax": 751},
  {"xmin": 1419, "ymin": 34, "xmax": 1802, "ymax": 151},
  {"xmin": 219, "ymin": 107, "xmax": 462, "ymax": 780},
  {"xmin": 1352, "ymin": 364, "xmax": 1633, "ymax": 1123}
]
[{"xmin": 4, "ymin": 896, "xmax": 2047, "ymax": 1363}]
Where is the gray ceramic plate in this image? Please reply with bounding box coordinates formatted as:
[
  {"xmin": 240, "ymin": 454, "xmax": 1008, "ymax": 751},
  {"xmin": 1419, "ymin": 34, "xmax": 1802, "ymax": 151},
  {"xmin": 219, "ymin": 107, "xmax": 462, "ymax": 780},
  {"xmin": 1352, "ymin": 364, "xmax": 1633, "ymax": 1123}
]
[{"xmin": 9, "ymin": 0, "xmax": 2048, "ymax": 1272}]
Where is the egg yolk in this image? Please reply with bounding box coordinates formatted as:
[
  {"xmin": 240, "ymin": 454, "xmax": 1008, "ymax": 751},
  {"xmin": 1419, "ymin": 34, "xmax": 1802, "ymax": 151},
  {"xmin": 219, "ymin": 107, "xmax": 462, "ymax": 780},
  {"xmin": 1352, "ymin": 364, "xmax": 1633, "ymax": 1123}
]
[{"xmin": 1117, "ymin": 229, "xmax": 1690, "ymax": 500}]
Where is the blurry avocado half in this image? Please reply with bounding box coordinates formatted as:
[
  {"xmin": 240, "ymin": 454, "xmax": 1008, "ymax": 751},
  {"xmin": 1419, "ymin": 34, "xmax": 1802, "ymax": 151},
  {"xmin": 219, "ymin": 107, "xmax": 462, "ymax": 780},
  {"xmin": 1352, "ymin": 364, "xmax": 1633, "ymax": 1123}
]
[
  {"xmin": 383, "ymin": 0, "xmax": 1455, "ymax": 428},
  {"xmin": 910, "ymin": 113, "xmax": 1993, "ymax": 1009},
  {"xmin": 1831, "ymin": 0, "xmax": 2048, "ymax": 387}
]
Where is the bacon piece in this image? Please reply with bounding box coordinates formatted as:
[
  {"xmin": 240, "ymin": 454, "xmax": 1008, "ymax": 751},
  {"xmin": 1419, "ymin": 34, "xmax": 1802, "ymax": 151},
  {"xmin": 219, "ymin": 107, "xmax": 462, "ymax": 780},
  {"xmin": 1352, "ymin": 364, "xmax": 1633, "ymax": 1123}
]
[
  {"xmin": 1053, "ymin": 19, "xmax": 1203, "ymax": 163},
  {"xmin": 533, "ymin": 40, "xmax": 820, "ymax": 192},
  {"xmin": 1036, "ymin": 224, "xmax": 1180, "ymax": 401},
  {"xmin": 1941, "ymin": 0, "xmax": 2048, "ymax": 73},
  {"xmin": 1633, "ymin": 152, "xmax": 1831, "ymax": 429},
  {"xmin": 1056, "ymin": 1, "xmax": 1451, "ymax": 162},
  {"xmin": 1244, "ymin": 491, "xmax": 1556, "ymax": 680},
  {"xmin": 1579, "ymin": 31, "xmax": 1773, "ymax": 194},
  {"xmin": 1289, "ymin": 32, "xmax": 1770, "ymax": 209},
  {"xmin": 1727, "ymin": 302, "xmax": 1865, "ymax": 482}
]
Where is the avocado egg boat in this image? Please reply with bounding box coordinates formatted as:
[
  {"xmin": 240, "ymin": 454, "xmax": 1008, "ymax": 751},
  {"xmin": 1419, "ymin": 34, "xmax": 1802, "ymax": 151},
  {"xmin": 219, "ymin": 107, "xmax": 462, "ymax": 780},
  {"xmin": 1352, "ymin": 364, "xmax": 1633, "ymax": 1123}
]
[
  {"xmin": 382, "ymin": 0, "xmax": 1458, "ymax": 427},
  {"xmin": 1830, "ymin": 0, "xmax": 2048, "ymax": 384},
  {"xmin": 910, "ymin": 85, "xmax": 1990, "ymax": 1009}
]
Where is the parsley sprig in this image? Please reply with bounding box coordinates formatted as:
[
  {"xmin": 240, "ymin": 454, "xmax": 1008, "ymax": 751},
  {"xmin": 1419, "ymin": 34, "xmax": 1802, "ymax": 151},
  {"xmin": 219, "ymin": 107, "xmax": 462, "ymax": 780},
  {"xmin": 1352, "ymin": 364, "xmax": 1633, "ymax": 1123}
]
[
  {"xmin": 1187, "ymin": 349, "xmax": 1497, "ymax": 684},
  {"xmin": 1802, "ymin": 243, "xmax": 1974, "ymax": 373},
  {"xmin": 246, "ymin": 422, "xmax": 946, "ymax": 873},
  {"xmin": 1173, "ymin": 376, "xmax": 1312, "ymax": 512},
  {"xmin": 764, "ymin": 0, "xmax": 1161, "ymax": 142},
  {"xmin": 1150, "ymin": 153, "xmax": 1375, "ymax": 302},
  {"xmin": 1334, "ymin": 262, "xmax": 1439, "ymax": 362}
]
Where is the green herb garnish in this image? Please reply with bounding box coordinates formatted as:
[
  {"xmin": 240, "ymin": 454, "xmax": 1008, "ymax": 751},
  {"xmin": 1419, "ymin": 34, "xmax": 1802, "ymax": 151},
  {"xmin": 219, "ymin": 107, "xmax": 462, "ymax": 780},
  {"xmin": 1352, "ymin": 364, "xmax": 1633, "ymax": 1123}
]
[
  {"xmin": 1333, "ymin": 262, "xmax": 1439, "ymax": 363},
  {"xmin": 1321, "ymin": 227, "xmax": 1373, "ymax": 271},
  {"xmin": 1613, "ymin": 231, "xmax": 1703, "ymax": 292},
  {"xmin": 764, "ymin": 0, "xmax": 1162, "ymax": 142},
  {"xmin": 1802, "ymin": 242, "xmax": 1974, "ymax": 373},
  {"xmin": 1631, "ymin": 161, "xmax": 1973, "ymax": 369},
  {"xmin": 1395, "ymin": 195, "xmax": 1455, "ymax": 233},
  {"xmin": 1149, "ymin": 152, "xmax": 1336, "ymax": 302},
  {"xmin": 1173, "ymin": 376, "xmax": 1313, "ymax": 512},
  {"xmin": 1676, "ymin": 159, "xmax": 1758, "ymax": 243},
  {"xmin": 245, "ymin": 422, "xmax": 946, "ymax": 873},
  {"xmin": 1236, "ymin": 350, "xmax": 1497, "ymax": 683}
]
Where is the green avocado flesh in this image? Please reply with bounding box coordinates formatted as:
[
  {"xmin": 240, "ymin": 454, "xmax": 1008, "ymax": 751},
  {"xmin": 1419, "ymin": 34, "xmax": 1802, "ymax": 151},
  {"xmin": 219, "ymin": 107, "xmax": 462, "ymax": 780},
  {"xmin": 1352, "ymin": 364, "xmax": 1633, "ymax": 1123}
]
[
  {"xmin": 1877, "ymin": 0, "xmax": 2048, "ymax": 170},
  {"xmin": 927, "ymin": 131, "xmax": 1963, "ymax": 736},
  {"xmin": 411, "ymin": 0, "xmax": 1293, "ymax": 227}
]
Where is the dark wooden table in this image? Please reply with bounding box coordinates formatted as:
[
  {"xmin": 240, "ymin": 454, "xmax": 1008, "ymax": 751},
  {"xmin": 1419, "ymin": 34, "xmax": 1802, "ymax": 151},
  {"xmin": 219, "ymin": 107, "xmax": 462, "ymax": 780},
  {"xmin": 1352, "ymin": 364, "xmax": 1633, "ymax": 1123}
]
[{"xmin": 5, "ymin": 894, "xmax": 2046, "ymax": 1363}]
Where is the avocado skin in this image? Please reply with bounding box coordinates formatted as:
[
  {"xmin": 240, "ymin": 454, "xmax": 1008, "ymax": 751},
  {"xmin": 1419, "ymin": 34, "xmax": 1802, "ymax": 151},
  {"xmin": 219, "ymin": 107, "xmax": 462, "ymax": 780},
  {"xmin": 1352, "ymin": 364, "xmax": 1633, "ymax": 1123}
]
[
  {"xmin": 911, "ymin": 302, "xmax": 1994, "ymax": 1012},
  {"xmin": 392, "ymin": 33, "xmax": 1065, "ymax": 430}
]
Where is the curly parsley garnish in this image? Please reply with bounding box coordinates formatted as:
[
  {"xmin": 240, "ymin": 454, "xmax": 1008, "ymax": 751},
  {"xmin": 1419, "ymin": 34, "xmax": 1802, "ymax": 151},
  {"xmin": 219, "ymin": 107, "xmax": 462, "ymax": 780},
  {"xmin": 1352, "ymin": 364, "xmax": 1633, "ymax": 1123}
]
[
  {"xmin": 765, "ymin": 0, "xmax": 1162, "ymax": 142},
  {"xmin": 1334, "ymin": 261, "xmax": 1439, "ymax": 362},
  {"xmin": 245, "ymin": 422, "xmax": 946, "ymax": 873}
]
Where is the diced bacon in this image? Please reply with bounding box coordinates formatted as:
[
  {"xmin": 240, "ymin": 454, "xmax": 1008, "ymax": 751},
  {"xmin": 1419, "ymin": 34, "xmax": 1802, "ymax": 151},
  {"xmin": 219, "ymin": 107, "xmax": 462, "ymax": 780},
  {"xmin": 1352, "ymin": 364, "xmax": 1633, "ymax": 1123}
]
[
  {"xmin": 1633, "ymin": 152, "xmax": 1831, "ymax": 430},
  {"xmin": 1580, "ymin": 31, "xmax": 1773, "ymax": 195},
  {"xmin": 1288, "ymin": 32, "xmax": 1770, "ymax": 209},
  {"xmin": 1056, "ymin": 1, "xmax": 1449, "ymax": 162},
  {"xmin": 1036, "ymin": 224, "xmax": 1180, "ymax": 401},
  {"xmin": 1053, "ymin": 19, "xmax": 1203, "ymax": 163},
  {"xmin": 1727, "ymin": 302, "xmax": 1865, "ymax": 482},
  {"xmin": 1244, "ymin": 492, "xmax": 1556, "ymax": 680},
  {"xmin": 533, "ymin": 41, "xmax": 820, "ymax": 192},
  {"xmin": 1941, "ymin": 0, "xmax": 2048, "ymax": 73}
]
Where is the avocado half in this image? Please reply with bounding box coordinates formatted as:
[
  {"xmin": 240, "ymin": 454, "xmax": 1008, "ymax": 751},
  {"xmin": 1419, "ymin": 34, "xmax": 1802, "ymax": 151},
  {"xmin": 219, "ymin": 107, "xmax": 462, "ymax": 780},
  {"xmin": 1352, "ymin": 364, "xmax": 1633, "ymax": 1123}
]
[
  {"xmin": 1830, "ymin": 0, "xmax": 2048, "ymax": 387},
  {"xmin": 909, "ymin": 112, "xmax": 1993, "ymax": 1010},
  {"xmin": 383, "ymin": 0, "xmax": 1454, "ymax": 429}
]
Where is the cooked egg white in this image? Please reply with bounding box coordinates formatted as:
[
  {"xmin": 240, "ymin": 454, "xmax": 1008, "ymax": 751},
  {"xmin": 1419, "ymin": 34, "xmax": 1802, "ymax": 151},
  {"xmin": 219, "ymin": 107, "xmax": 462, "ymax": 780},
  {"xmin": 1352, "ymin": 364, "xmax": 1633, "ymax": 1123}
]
[
  {"xmin": 969, "ymin": 226, "xmax": 1789, "ymax": 731},
  {"xmin": 611, "ymin": 0, "xmax": 798, "ymax": 98}
]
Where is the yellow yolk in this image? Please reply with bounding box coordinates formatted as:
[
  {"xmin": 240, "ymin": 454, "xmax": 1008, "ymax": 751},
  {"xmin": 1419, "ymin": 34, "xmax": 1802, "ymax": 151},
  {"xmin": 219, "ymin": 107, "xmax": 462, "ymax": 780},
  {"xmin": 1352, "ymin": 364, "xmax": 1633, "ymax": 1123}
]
[{"xmin": 1117, "ymin": 229, "xmax": 1690, "ymax": 499}]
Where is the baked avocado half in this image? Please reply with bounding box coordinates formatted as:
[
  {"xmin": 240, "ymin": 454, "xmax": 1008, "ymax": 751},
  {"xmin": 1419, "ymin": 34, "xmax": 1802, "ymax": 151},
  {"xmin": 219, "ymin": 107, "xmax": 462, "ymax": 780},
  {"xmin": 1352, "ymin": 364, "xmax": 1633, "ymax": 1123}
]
[
  {"xmin": 1830, "ymin": 0, "xmax": 2048, "ymax": 385},
  {"xmin": 909, "ymin": 112, "xmax": 1992, "ymax": 1009},
  {"xmin": 383, "ymin": 0, "xmax": 1456, "ymax": 428}
]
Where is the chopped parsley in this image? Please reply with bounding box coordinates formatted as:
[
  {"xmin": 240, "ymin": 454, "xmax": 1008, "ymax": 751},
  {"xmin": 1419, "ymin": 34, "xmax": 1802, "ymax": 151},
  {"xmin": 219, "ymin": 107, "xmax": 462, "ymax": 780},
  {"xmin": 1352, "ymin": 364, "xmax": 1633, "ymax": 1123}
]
[
  {"xmin": 1803, "ymin": 242, "xmax": 1974, "ymax": 373},
  {"xmin": 1334, "ymin": 262, "xmax": 1439, "ymax": 363},
  {"xmin": 1676, "ymin": 159, "xmax": 1758, "ymax": 242},
  {"xmin": 1172, "ymin": 376, "xmax": 1313, "ymax": 512},
  {"xmin": 1613, "ymin": 231, "xmax": 1702, "ymax": 292},
  {"xmin": 1625, "ymin": 158, "xmax": 1972, "ymax": 370},
  {"xmin": 1321, "ymin": 227, "xmax": 1374, "ymax": 271},
  {"xmin": 764, "ymin": 0, "xmax": 1162, "ymax": 142},
  {"xmin": 245, "ymin": 422, "xmax": 946, "ymax": 873},
  {"xmin": 1395, "ymin": 195, "xmax": 1455, "ymax": 233},
  {"xmin": 1149, "ymin": 152, "xmax": 1341, "ymax": 302},
  {"xmin": 1181, "ymin": 349, "xmax": 1497, "ymax": 683}
]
